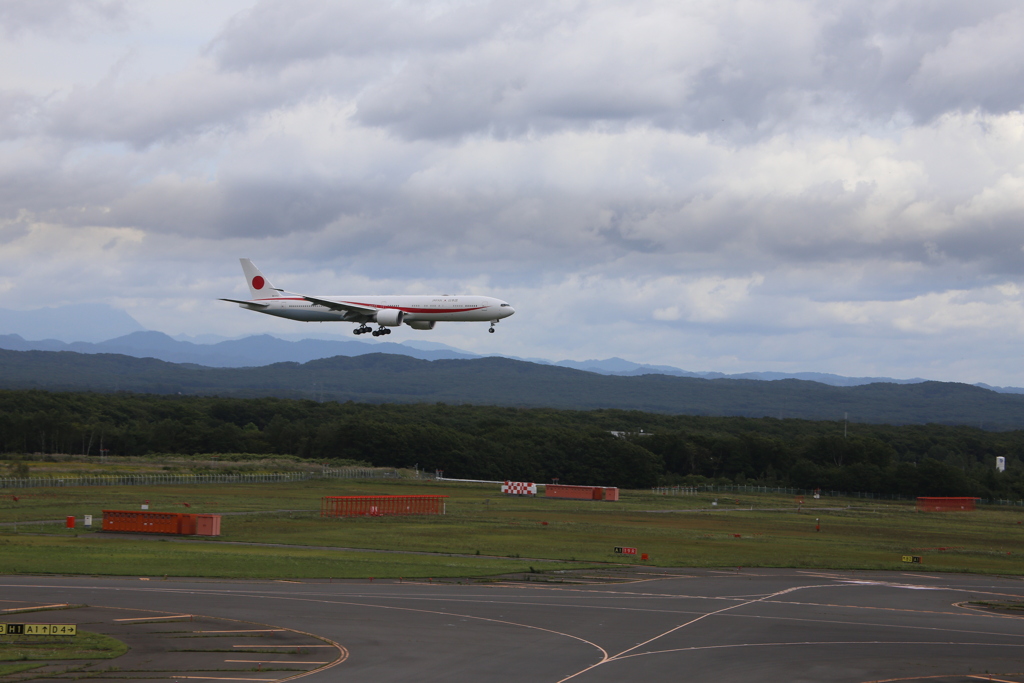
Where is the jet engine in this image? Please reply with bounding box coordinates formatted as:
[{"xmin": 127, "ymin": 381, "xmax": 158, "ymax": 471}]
[
  {"xmin": 374, "ymin": 308, "xmax": 405, "ymax": 326},
  {"xmin": 404, "ymin": 320, "xmax": 436, "ymax": 330}
]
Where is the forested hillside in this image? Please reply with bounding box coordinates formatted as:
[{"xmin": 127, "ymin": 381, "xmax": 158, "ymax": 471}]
[
  {"xmin": 2, "ymin": 391, "xmax": 1022, "ymax": 499},
  {"xmin": 3, "ymin": 349, "xmax": 1024, "ymax": 428}
]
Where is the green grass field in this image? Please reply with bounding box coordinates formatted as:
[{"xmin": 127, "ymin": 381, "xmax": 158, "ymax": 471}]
[
  {"xmin": 2, "ymin": 479, "xmax": 1023, "ymax": 578},
  {"xmin": 0, "ymin": 535, "xmax": 591, "ymax": 578},
  {"xmin": 0, "ymin": 630, "xmax": 127, "ymax": 662},
  {"xmin": 0, "ymin": 630, "xmax": 127, "ymax": 681}
]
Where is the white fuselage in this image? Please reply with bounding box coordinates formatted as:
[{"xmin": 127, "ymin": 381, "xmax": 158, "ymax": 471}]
[
  {"xmin": 250, "ymin": 294, "xmax": 515, "ymax": 323},
  {"xmin": 223, "ymin": 259, "xmax": 515, "ymax": 334}
]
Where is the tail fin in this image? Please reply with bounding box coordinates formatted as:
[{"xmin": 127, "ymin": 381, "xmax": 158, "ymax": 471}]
[{"xmin": 240, "ymin": 258, "xmax": 283, "ymax": 299}]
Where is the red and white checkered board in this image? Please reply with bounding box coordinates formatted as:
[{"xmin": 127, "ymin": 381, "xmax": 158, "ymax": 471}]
[{"xmin": 501, "ymin": 481, "xmax": 537, "ymax": 495}]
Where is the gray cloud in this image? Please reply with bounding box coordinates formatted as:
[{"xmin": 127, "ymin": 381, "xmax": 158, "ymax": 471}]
[
  {"xmin": 43, "ymin": 62, "xmax": 289, "ymax": 146},
  {"xmin": 107, "ymin": 177, "xmax": 378, "ymax": 239},
  {"xmin": 211, "ymin": 0, "xmax": 513, "ymax": 68},
  {"xmin": 0, "ymin": 0, "xmax": 127, "ymax": 37},
  {"xmin": 13, "ymin": 1, "xmax": 1024, "ymax": 146},
  {"xmin": 3, "ymin": 0, "xmax": 1024, "ymax": 382},
  {"xmin": 209, "ymin": 0, "xmax": 1024, "ymax": 142}
]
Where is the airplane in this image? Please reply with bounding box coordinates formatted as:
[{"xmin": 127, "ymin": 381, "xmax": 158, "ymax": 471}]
[{"xmin": 220, "ymin": 258, "xmax": 515, "ymax": 336}]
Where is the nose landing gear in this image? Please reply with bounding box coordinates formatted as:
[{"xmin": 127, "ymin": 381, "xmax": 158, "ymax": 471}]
[{"xmin": 489, "ymin": 321, "xmax": 497, "ymax": 333}]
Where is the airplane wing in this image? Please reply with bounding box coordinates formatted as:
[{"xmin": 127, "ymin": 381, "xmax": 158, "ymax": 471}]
[
  {"xmin": 302, "ymin": 295, "xmax": 378, "ymax": 315},
  {"xmin": 219, "ymin": 298, "xmax": 269, "ymax": 308}
]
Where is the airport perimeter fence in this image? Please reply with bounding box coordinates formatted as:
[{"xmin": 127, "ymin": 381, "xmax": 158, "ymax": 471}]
[
  {"xmin": 0, "ymin": 467, "xmax": 411, "ymax": 490},
  {"xmin": 652, "ymin": 484, "xmax": 1024, "ymax": 507}
]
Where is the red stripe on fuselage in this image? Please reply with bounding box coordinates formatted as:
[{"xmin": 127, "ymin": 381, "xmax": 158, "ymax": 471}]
[{"xmin": 374, "ymin": 305, "xmax": 489, "ymax": 314}]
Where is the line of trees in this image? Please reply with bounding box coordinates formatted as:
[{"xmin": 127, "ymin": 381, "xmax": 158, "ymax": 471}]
[{"xmin": 1, "ymin": 390, "xmax": 1022, "ymax": 498}]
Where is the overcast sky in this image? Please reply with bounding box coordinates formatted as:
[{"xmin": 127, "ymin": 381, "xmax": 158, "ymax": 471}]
[{"xmin": 3, "ymin": 0, "xmax": 1024, "ymax": 383}]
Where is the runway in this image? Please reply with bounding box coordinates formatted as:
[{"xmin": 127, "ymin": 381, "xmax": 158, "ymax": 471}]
[{"xmin": 2, "ymin": 567, "xmax": 1023, "ymax": 682}]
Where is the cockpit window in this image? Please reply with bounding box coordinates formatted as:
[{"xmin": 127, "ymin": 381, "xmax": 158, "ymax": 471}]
[{"xmin": 500, "ymin": 303, "xmax": 510, "ymax": 307}]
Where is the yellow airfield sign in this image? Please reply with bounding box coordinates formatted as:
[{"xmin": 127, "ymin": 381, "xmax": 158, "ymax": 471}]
[{"xmin": 1, "ymin": 624, "xmax": 77, "ymax": 636}]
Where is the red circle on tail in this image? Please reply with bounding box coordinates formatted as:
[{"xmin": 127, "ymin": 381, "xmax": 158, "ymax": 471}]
[{"xmin": 252, "ymin": 276, "xmax": 265, "ymax": 290}]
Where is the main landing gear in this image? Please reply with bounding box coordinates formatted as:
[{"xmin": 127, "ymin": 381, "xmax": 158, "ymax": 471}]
[
  {"xmin": 354, "ymin": 324, "xmax": 393, "ymax": 336},
  {"xmin": 353, "ymin": 324, "xmax": 392, "ymax": 336}
]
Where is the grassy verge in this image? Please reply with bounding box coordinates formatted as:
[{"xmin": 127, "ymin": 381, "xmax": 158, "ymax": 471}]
[
  {"xmin": 0, "ymin": 535, "xmax": 596, "ymax": 579},
  {"xmin": 2, "ymin": 480, "xmax": 1023, "ymax": 577},
  {"xmin": 0, "ymin": 630, "xmax": 127, "ymax": 661},
  {"xmin": 0, "ymin": 662, "xmax": 45, "ymax": 676}
]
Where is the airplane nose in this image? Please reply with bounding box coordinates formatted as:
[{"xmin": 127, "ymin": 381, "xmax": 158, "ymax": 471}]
[{"xmin": 504, "ymin": 305, "xmax": 515, "ymax": 317}]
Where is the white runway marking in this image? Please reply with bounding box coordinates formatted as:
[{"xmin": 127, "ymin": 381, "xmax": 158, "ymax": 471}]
[{"xmin": 4, "ymin": 572, "xmax": 1024, "ymax": 682}]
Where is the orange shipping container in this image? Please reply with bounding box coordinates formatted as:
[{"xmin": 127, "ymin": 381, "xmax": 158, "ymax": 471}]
[
  {"xmin": 102, "ymin": 510, "xmax": 198, "ymax": 535},
  {"xmin": 195, "ymin": 514, "xmax": 221, "ymax": 536},
  {"xmin": 916, "ymin": 497, "xmax": 979, "ymax": 512},
  {"xmin": 545, "ymin": 485, "xmax": 594, "ymax": 500},
  {"xmin": 178, "ymin": 514, "xmax": 197, "ymax": 535},
  {"xmin": 546, "ymin": 485, "xmax": 619, "ymax": 501},
  {"xmin": 321, "ymin": 495, "xmax": 448, "ymax": 517}
]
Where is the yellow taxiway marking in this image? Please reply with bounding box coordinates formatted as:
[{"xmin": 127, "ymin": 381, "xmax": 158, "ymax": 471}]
[
  {"xmin": 161, "ymin": 590, "xmax": 607, "ymax": 665},
  {"xmin": 193, "ymin": 629, "xmax": 286, "ymax": 633},
  {"xmin": 169, "ymin": 677, "xmax": 278, "ymax": 681},
  {"xmin": 900, "ymin": 572, "xmax": 947, "ymax": 580},
  {"xmin": 1, "ymin": 603, "xmax": 69, "ymax": 612},
  {"xmin": 0, "ymin": 596, "xmax": 348, "ymax": 683},
  {"xmin": 224, "ymin": 660, "xmax": 327, "ymax": 665},
  {"xmin": 232, "ymin": 645, "xmax": 336, "ymax": 648}
]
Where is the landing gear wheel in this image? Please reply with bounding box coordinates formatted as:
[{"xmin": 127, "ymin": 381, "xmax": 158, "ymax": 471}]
[
  {"xmin": 489, "ymin": 327, "xmax": 495, "ymax": 333},
  {"xmin": 371, "ymin": 330, "xmax": 380, "ymax": 337},
  {"xmin": 353, "ymin": 328, "xmax": 361, "ymax": 335}
]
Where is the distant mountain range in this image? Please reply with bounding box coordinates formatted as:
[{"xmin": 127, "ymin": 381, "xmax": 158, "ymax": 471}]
[
  {"xmin": 0, "ymin": 331, "xmax": 479, "ymax": 367},
  {"xmin": 1, "ymin": 348, "xmax": 1022, "ymax": 429},
  {"xmin": 1, "ymin": 329, "xmax": 1022, "ymax": 394},
  {"xmin": 1, "ymin": 303, "xmax": 1021, "ymax": 393},
  {"xmin": 549, "ymin": 357, "xmax": 939, "ymax": 387}
]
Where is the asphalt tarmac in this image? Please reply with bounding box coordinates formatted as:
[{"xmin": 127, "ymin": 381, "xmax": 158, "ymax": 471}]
[
  {"xmin": 2, "ymin": 567, "xmax": 1023, "ymax": 682},
  {"xmin": 0, "ymin": 605, "xmax": 344, "ymax": 681}
]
